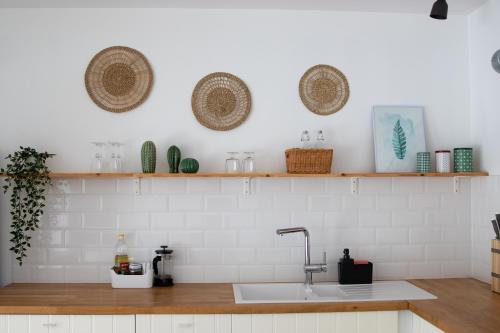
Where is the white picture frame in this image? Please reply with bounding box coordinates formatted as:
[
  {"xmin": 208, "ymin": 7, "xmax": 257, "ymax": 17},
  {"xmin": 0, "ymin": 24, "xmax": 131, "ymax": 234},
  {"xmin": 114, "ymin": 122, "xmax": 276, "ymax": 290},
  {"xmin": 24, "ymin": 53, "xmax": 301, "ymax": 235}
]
[{"xmin": 373, "ymin": 105, "xmax": 427, "ymax": 172}]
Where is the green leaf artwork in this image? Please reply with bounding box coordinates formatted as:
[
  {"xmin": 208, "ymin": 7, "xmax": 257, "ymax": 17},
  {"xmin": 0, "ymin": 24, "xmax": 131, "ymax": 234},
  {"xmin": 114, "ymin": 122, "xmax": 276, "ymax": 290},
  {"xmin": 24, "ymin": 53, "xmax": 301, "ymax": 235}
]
[{"xmin": 392, "ymin": 120, "xmax": 407, "ymax": 160}]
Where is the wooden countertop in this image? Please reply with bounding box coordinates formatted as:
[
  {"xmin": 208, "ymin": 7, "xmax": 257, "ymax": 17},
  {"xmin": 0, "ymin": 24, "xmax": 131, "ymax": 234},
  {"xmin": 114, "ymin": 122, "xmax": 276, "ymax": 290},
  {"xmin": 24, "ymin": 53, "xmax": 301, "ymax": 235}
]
[{"xmin": 0, "ymin": 279, "xmax": 498, "ymax": 333}]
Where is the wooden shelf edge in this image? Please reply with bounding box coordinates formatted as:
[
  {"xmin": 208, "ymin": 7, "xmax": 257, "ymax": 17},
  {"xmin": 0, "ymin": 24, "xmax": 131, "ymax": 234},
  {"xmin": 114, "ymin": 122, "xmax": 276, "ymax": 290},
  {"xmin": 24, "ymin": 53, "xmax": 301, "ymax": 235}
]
[{"xmin": 1, "ymin": 172, "xmax": 489, "ymax": 178}]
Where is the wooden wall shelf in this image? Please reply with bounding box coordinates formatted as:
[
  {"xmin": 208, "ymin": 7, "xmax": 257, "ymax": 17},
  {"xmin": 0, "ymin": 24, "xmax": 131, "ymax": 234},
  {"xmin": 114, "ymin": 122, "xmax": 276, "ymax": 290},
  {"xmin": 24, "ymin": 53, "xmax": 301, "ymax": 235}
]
[{"xmin": 1, "ymin": 172, "xmax": 488, "ymax": 178}]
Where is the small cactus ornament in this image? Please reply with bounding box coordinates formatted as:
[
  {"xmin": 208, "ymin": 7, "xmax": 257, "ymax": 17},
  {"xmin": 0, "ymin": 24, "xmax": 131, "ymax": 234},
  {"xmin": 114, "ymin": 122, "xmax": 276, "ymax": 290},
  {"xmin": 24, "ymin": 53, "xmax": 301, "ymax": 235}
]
[
  {"xmin": 141, "ymin": 141, "xmax": 156, "ymax": 173},
  {"xmin": 167, "ymin": 145, "xmax": 181, "ymax": 173}
]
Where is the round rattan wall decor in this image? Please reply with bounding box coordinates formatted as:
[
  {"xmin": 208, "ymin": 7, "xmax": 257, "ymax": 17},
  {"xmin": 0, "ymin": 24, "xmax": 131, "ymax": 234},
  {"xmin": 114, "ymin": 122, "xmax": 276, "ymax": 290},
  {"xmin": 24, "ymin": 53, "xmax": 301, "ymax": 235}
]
[
  {"xmin": 191, "ymin": 72, "xmax": 251, "ymax": 131},
  {"xmin": 85, "ymin": 46, "xmax": 153, "ymax": 113},
  {"xmin": 299, "ymin": 64, "xmax": 350, "ymax": 116}
]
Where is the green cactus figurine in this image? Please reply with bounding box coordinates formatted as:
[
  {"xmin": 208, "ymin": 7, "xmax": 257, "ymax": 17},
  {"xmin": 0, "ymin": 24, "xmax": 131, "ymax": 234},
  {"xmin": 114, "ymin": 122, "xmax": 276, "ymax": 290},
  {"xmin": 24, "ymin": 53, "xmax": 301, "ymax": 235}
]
[
  {"xmin": 141, "ymin": 141, "xmax": 156, "ymax": 173},
  {"xmin": 180, "ymin": 158, "xmax": 199, "ymax": 173},
  {"xmin": 167, "ymin": 145, "xmax": 181, "ymax": 173}
]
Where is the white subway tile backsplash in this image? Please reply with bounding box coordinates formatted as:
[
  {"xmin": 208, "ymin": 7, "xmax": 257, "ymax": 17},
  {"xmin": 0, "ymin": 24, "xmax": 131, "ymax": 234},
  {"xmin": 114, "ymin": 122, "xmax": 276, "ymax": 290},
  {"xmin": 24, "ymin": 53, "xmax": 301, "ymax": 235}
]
[
  {"xmin": 67, "ymin": 195, "xmax": 101, "ymax": 211},
  {"xmin": 41, "ymin": 213, "xmax": 82, "ymax": 229},
  {"xmin": 10, "ymin": 175, "xmax": 475, "ymax": 283},
  {"xmin": 32, "ymin": 230, "xmax": 65, "ymax": 247},
  {"xmin": 391, "ymin": 245, "xmax": 425, "ymax": 262},
  {"xmin": 204, "ymin": 265, "xmax": 239, "ymax": 283},
  {"xmin": 83, "ymin": 179, "xmax": 116, "ymax": 193},
  {"xmin": 309, "ymin": 196, "xmax": 342, "ymax": 211},
  {"xmin": 359, "ymin": 178, "xmax": 392, "ymax": 194},
  {"xmin": 324, "ymin": 211, "xmax": 358, "ymax": 228},
  {"xmin": 67, "ymin": 230, "xmax": 100, "ymax": 248},
  {"xmin": 50, "ymin": 179, "xmax": 83, "ymax": 194},
  {"xmin": 83, "ymin": 248, "xmax": 114, "ymax": 263},
  {"xmin": 239, "ymin": 230, "xmax": 274, "ymax": 247},
  {"xmin": 170, "ymin": 231, "xmax": 204, "ymax": 247},
  {"xmin": 409, "ymin": 194, "xmax": 441, "ymax": 209},
  {"xmin": 256, "ymin": 178, "xmax": 291, "ymax": 193},
  {"xmin": 392, "ymin": 178, "xmax": 424, "ymax": 194},
  {"xmin": 424, "ymin": 178, "xmax": 454, "ymax": 193},
  {"xmin": 292, "ymin": 178, "xmax": 326, "ymax": 193},
  {"xmin": 238, "ymin": 195, "xmax": 273, "ymax": 211},
  {"xmin": 257, "ymin": 248, "xmax": 291, "ymax": 264},
  {"xmin": 342, "ymin": 195, "xmax": 375, "ymax": 210},
  {"xmin": 117, "ymin": 213, "xmax": 150, "ymax": 229},
  {"xmin": 425, "ymin": 244, "xmax": 455, "ymax": 261},
  {"xmin": 326, "ymin": 178, "xmax": 352, "ymax": 193},
  {"xmin": 392, "ymin": 211, "xmax": 424, "ymax": 226},
  {"xmin": 205, "ymin": 196, "xmax": 237, "ymax": 212},
  {"xmin": 48, "ymin": 248, "xmax": 81, "ymax": 265},
  {"xmin": 239, "ymin": 265, "xmax": 274, "ymax": 282},
  {"xmin": 188, "ymin": 248, "xmax": 223, "ymax": 265},
  {"xmin": 274, "ymin": 195, "xmax": 308, "ymax": 211},
  {"xmin": 223, "ymin": 213, "xmax": 256, "ymax": 229},
  {"xmin": 83, "ymin": 213, "xmax": 117, "ymax": 229},
  {"xmin": 359, "ymin": 211, "xmax": 391, "ymax": 227},
  {"xmin": 169, "ymin": 195, "xmax": 204, "ymax": 211},
  {"xmin": 376, "ymin": 228, "xmax": 409, "ymax": 244},
  {"xmin": 256, "ymin": 212, "xmax": 290, "ymax": 228},
  {"xmin": 186, "ymin": 213, "xmax": 222, "ymax": 229},
  {"xmin": 65, "ymin": 265, "xmax": 100, "ymax": 283},
  {"xmin": 134, "ymin": 231, "xmax": 169, "ymax": 247},
  {"xmin": 205, "ymin": 230, "xmax": 238, "ymax": 248},
  {"xmin": 223, "ymin": 248, "xmax": 255, "ymax": 265},
  {"xmin": 151, "ymin": 179, "xmax": 187, "ymax": 194},
  {"xmin": 150, "ymin": 213, "xmax": 185, "ymax": 229},
  {"xmin": 188, "ymin": 179, "xmax": 221, "ymax": 193},
  {"xmin": 376, "ymin": 195, "xmax": 408, "ymax": 211}
]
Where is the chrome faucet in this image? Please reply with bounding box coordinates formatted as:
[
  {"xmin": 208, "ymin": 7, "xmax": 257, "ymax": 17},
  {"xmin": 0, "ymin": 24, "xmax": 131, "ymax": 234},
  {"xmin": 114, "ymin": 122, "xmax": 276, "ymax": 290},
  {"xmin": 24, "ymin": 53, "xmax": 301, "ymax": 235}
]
[{"xmin": 276, "ymin": 227, "xmax": 327, "ymax": 287}]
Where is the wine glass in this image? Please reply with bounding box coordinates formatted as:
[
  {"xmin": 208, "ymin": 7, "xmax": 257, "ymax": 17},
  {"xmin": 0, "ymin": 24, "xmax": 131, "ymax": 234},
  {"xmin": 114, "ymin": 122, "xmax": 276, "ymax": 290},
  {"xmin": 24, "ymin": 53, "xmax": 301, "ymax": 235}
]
[
  {"xmin": 242, "ymin": 152, "xmax": 255, "ymax": 173},
  {"xmin": 91, "ymin": 142, "xmax": 107, "ymax": 172},
  {"xmin": 301, "ymin": 130, "xmax": 311, "ymax": 148},
  {"xmin": 225, "ymin": 152, "xmax": 240, "ymax": 173},
  {"xmin": 109, "ymin": 142, "xmax": 125, "ymax": 172}
]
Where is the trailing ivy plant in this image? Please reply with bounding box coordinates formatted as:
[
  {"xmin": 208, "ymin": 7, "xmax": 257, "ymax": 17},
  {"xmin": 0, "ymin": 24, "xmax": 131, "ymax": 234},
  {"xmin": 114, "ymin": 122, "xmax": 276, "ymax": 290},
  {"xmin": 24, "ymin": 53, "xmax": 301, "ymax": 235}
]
[{"xmin": 1, "ymin": 147, "xmax": 54, "ymax": 265}]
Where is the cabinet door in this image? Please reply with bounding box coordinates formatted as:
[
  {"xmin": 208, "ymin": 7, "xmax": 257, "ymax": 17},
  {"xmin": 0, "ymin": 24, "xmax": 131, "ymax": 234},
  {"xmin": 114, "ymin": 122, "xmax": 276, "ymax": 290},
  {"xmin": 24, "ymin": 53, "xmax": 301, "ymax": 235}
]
[{"xmin": 136, "ymin": 315, "xmax": 231, "ymax": 333}]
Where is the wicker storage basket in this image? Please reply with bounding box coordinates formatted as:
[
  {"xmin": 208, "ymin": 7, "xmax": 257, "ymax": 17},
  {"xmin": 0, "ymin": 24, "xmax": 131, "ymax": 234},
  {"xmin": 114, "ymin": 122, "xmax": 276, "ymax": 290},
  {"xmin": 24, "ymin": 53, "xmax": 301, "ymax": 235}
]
[{"xmin": 285, "ymin": 148, "xmax": 333, "ymax": 174}]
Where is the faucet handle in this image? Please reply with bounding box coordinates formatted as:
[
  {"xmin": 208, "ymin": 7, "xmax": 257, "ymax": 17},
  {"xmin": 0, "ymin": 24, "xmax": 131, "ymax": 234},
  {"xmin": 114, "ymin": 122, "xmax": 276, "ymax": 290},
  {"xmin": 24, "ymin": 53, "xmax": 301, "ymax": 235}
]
[{"xmin": 322, "ymin": 251, "xmax": 327, "ymax": 264}]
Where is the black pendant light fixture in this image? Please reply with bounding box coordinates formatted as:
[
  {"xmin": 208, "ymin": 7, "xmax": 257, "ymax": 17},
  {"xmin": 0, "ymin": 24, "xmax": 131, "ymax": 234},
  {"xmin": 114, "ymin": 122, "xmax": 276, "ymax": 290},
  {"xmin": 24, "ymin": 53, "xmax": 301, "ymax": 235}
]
[{"xmin": 430, "ymin": 0, "xmax": 448, "ymax": 20}]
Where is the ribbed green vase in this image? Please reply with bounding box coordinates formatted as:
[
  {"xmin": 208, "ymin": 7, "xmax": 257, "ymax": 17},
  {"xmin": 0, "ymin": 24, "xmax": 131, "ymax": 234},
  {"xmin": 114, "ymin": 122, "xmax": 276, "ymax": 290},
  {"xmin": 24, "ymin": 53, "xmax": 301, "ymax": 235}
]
[
  {"xmin": 180, "ymin": 158, "xmax": 199, "ymax": 173},
  {"xmin": 141, "ymin": 141, "xmax": 156, "ymax": 173},
  {"xmin": 167, "ymin": 145, "xmax": 181, "ymax": 173}
]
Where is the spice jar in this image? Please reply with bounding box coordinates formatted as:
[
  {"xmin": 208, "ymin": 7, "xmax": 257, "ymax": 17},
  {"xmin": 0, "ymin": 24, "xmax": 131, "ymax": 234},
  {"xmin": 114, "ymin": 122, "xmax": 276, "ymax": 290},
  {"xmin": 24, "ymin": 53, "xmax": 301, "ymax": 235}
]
[
  {"xmin": 435, "ymin": 150, "xmax": 451, "ymax": 173},
  {"xmin": 454, "ymin": 148, "xmax": 473, "ymax": 172}
]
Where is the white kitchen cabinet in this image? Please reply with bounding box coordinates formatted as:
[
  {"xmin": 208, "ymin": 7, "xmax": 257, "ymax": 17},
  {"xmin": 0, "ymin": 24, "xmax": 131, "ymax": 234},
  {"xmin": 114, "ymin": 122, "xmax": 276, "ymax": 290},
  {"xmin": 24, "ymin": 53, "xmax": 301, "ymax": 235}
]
[
  {"xmin": 0, "ymin": 315, "xmax": 134, "ymax": 333},
  {"xmin": 398, "ymin": 311, "xmax": 444, "ymax": 333},
  {"xmin": 231, "ymin": 311, "xmax": 398, "ymax": 333},
  {"xmin": 136, "ymin": 314, "xmax": 231, "ymax": 333}
]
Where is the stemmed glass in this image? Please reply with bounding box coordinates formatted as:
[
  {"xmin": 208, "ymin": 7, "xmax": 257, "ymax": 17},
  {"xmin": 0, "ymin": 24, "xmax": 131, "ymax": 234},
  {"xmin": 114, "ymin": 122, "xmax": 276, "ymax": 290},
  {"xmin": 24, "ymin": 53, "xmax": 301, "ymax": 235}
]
[
  {"xmin": 91, "ymin": 142, "xmax": 107, "ymax": 172},
  {"xmin": 109, "ymin": 142, "xmax": 125, "ymax": 172},
  {"xmin": 242, "ymin": 152, "xmax": 255, "ymax": 173},
  {"xmin": 225, "ymin": 152, "xmax": 241, "ymax": 173}
]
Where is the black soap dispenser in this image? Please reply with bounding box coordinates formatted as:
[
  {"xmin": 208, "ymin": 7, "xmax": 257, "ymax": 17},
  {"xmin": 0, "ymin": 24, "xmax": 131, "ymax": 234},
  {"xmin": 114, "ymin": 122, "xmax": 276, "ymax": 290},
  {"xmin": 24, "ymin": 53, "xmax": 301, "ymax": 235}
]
[{"xmin": 338, "ymin": 248, "xmax": 373, "ymax": 285}]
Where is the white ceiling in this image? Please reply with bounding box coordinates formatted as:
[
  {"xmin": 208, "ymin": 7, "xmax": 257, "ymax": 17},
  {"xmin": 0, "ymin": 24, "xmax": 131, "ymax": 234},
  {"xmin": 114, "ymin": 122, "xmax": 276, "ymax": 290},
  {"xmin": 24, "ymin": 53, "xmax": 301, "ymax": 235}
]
[{"xmin": 0, "ymin": 0, "xmax": 488, "ymax": 15}]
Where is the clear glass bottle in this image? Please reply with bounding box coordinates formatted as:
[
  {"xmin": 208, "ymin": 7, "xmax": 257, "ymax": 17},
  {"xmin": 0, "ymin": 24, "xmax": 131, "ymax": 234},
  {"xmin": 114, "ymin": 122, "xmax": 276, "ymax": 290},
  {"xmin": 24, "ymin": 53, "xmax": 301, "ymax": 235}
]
[
  {"xmin": 315, "ymin": 130, "xmax": 325, "ymax": 148},
  {"xmin": 301, "ymin": 130, "xmax": 311, "ymax": 149},
  {"xmin": 114, "ymin": 232, "xmax": 129, "ymax": 274}
]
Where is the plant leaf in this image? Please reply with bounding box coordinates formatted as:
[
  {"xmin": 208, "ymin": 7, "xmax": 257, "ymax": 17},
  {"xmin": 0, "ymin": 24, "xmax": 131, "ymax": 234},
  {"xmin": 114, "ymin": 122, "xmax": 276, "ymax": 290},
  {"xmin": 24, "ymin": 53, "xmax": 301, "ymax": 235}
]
[{"xmin": 392, "ymin": 120, "xmax": 407, "ymax": 160}]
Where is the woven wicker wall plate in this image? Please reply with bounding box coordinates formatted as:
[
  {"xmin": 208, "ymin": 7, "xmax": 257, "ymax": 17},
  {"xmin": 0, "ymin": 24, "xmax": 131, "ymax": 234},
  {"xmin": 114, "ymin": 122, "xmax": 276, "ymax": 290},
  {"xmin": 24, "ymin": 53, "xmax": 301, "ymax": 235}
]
[
  {"xmin": 85, "ymin": 46, "xmax": 153, "ymax": 113},
  {"xmin": 191, "ymin": 72, "xmax": 251, "ymax": 131},
  {"xmin": 299, "ymin": 64, "xmax": 350, "ymax": 116}
]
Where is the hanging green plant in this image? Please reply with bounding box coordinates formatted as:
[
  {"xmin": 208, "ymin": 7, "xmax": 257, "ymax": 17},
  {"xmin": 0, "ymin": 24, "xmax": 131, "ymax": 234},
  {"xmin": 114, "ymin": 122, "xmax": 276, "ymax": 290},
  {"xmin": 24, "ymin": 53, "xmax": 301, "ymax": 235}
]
[{"xmin": 1, "ymin": 147, "xmax": 54, "ymax": 265}]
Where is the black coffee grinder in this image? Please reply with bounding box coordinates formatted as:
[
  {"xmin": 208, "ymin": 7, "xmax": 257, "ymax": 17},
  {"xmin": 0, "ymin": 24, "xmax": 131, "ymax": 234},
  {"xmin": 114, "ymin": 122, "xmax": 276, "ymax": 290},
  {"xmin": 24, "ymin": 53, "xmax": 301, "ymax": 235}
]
[{"xmin": 152, "ymin": 245, "xmax": 174, "ymax": 287}]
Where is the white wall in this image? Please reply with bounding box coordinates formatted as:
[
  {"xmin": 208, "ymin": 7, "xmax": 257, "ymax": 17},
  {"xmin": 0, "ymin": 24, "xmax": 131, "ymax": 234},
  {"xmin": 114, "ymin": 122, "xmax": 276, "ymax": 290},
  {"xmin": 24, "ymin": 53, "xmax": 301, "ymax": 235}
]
[
  {"xmin": 469, "ymin": 0, "xmax": 500, "ymax": 174},
  {"xmin": 468, "ymin": 0, "xmax": 500, "ymax": 282},
  {"xmin": 0, "ymin": 8, "xmax": 470, "ymax": 173},
  {"xmin": 0, "ymin": 7, "xmax": 479, "ymax": 285}
]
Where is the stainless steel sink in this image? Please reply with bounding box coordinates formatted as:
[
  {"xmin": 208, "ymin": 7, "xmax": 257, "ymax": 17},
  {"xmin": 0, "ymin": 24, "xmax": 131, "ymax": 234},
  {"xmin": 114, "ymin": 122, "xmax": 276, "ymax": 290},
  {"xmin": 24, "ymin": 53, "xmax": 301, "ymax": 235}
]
[{"xmin": 233, "ymin": 281, "xmax": 436, "ymax": 304}]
